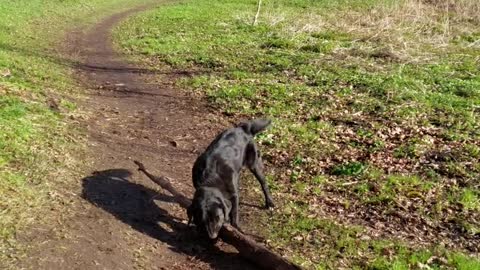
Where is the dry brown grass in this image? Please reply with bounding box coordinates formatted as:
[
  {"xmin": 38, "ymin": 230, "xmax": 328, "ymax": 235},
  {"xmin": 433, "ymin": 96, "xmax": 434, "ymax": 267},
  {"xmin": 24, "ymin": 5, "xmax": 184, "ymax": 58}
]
[
  {"xmin": 259, "ymin": 0, "xmax": 479, "ymax": 61},
  {"xmin": 344, "ymin": 0, "xmax": 478, "ymax": 46}
]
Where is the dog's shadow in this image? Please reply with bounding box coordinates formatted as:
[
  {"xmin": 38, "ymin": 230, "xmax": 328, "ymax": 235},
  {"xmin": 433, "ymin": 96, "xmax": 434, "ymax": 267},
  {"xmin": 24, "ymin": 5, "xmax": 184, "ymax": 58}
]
[{"xmin": 81, "ymin": 169, "xmax": 256, "ymax": 270}]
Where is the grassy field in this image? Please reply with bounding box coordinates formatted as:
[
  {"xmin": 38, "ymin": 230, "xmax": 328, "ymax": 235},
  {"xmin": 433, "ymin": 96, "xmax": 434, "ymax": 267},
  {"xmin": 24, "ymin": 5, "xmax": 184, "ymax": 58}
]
[
  {"xmin": 0, "ymin": 0, "xmax": 152, "ymax": 264},
  {"xmin": 117, "ymin": 0, "xmax": 480, "ymax": 268}
]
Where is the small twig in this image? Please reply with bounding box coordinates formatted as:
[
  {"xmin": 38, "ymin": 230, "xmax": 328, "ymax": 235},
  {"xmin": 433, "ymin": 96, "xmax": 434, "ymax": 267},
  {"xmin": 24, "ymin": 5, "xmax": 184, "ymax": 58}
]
[
  {"xmin": 340, "ymin": 181, "xmax": 360, "ymax": 186},
  {"xmin": 467, "ymin": 39, "xmax": 480, "ymax": 48},
  {"xmin": 253, "ymin": 0, "xmax": 262, "ymax": 26}
]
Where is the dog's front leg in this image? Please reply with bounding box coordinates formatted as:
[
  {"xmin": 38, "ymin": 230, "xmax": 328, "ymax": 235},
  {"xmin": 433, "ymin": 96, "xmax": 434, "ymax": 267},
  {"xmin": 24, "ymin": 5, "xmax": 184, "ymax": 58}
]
[
  {"xmin": 230, "ymin": 195, "xmax": 240, "ymax": 229},
  {"xmin": 230, "ymin": 195, "xmax": 245, "ymax": 234}
]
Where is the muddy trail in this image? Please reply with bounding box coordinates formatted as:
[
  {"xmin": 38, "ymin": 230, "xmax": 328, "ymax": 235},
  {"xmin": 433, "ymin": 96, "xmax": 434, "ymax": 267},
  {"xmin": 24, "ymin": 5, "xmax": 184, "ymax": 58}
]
[{"xmin": 17, "ymin": 3, "xmax": 262, "ymax": 270}]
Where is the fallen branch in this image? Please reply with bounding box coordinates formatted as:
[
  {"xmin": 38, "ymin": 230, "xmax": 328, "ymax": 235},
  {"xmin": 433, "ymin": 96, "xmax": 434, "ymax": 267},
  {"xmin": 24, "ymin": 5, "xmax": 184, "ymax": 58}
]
[
  {"xmin": 134, "ymin": 160, "xmax": 302, "ymax": 270},
  {"xmin": 134, "ymin": 160, "xmax": 191, "ymax": 208}
]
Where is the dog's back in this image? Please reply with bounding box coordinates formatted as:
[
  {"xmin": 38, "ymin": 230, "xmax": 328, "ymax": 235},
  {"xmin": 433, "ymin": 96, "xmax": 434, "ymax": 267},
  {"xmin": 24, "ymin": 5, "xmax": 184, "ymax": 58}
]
[{"xmin": 192, "ymin": 119, "xmax": 271, "ymax": 189}]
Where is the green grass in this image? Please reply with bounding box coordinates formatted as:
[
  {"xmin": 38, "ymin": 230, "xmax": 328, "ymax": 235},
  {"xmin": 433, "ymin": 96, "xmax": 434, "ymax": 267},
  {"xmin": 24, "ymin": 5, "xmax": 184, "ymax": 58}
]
[
  {"xmin": 270, "ymin": 201, "xmax": 480, "ymax": 269},
  {"xmin": 0, "ymin": 0, "xmax": 154, "ymax": 265},
  {"xmin": 117, "ymin": 0, "xmax": 480, "ymax": 268}
]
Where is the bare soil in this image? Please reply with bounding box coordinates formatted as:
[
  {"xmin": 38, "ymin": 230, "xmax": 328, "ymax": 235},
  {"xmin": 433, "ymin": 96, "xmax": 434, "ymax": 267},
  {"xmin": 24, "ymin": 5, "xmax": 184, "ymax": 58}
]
[{"xmin": 16, "ymin": 3, "xmax": 263, "ymax": 270}]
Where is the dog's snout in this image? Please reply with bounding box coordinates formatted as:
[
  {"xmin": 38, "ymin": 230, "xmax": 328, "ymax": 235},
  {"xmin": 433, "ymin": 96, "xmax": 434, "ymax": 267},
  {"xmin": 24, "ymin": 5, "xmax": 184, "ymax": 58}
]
[
  {"xmin": 208, "ymin": 230, "xmax": 219, "ymax": 239},
  {"xmin": 206, "ymin": 224, "xmax": 221, "ymax": 239}
]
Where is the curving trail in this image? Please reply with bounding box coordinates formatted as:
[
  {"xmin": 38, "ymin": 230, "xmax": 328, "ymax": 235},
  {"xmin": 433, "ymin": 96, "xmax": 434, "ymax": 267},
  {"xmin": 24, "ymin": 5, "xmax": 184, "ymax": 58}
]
[{"xmin": 17, "ymin": 2, "xmax": 258, "ymax": 269}]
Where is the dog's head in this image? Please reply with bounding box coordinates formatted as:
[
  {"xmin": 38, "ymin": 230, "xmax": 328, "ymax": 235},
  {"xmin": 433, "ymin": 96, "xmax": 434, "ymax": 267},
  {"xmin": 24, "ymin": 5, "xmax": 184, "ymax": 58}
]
[{"xmin": 187, "ymin": 187, "xmax": 230, "ymax": 239}]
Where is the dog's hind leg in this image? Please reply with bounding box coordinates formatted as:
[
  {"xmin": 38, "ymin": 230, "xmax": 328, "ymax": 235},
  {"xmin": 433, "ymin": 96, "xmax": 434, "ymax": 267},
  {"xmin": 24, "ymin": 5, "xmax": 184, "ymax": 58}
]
[
  {"xmin": 246, "ymin": 143, "xmax": 275, "ymax": 209},
  {"xmin": 251, "ymin": 164, "xmax": 275, "ymax": 209}
]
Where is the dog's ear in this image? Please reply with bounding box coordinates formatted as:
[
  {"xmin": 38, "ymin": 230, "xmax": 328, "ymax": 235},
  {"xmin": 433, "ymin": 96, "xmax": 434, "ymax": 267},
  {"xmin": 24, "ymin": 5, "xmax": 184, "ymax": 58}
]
[{"xmin": 239, "ymin": 119, "xmax": 271, "ymax": 136}]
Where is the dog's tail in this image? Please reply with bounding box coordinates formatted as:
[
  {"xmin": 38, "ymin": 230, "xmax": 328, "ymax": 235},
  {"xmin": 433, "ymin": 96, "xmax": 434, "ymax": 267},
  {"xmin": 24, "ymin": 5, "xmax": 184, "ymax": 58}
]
[{"xmin": 238, "ymin": 118, "xmax": 271, "ymax": 136}]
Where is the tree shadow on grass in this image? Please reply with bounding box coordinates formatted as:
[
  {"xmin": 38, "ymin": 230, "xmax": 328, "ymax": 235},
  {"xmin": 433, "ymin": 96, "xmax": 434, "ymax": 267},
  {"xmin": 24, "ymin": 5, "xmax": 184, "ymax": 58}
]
[{"xmin": 0, "ymin": 42, "xmax": 211, "ymax": 77}]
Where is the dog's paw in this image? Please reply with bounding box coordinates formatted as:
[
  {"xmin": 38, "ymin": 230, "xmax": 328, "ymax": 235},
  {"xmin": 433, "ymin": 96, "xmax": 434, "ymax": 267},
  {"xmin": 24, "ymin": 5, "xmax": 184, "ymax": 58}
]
[
  {"xmin": 232, "ymin": 223, "xmax": 245, "ymax": 233},
  {"xmin": 265, "ymin": 201, "xmax": 275, "ymax": 209}
]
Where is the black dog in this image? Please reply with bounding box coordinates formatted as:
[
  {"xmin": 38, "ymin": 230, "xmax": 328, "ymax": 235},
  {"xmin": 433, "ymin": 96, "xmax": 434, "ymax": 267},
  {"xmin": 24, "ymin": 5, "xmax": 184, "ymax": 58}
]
[{"xmin": 187, "ymin": 119, "xmax": 275, "ymax": 239}]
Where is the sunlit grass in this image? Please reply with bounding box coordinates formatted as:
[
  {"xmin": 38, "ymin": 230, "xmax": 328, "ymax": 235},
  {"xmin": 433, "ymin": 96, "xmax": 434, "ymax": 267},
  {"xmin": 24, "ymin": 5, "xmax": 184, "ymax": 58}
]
[
  {"xmin": 0, "ymin": 0, "xmax": 151, "ymax": 265},
  {"xmin": 117, "ymin": 0, "xmax": 480, "ymax": 268}
]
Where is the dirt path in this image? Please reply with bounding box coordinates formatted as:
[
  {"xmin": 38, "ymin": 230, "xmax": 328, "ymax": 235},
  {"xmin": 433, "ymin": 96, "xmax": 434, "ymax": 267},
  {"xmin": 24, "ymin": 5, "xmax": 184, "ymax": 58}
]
[{"xmin": 17, "ymin": 3, "xmax": 259, "ymax": 270}]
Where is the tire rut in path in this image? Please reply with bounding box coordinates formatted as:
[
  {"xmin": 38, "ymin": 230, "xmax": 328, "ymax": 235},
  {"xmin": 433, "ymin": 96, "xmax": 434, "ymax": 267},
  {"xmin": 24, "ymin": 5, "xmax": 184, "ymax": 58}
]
[{"xmin": 19, "ymin": 3, "xmax": 257, "ymax": 270}]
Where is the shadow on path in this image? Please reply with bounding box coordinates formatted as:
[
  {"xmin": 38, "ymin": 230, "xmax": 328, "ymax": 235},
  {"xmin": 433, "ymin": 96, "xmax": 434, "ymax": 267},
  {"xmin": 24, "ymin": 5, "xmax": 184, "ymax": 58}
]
[{"xmin": 81, "ymin": 169, "xmax": 256, "ymax": 270}]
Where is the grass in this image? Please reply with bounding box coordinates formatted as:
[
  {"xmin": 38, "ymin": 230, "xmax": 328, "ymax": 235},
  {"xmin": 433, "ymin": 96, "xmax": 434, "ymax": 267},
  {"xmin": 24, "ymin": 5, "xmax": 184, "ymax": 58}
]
[
  {"xmin": 117, "ymin": 0, "xmax": 480, "ymax": 268},
  {"xmin": 270, "ymin": 201, "xmax": 480, "ymax": 269},
  {"xmin": 0, "ymin": 0, "xmax": 154, "ymax": 266}
]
